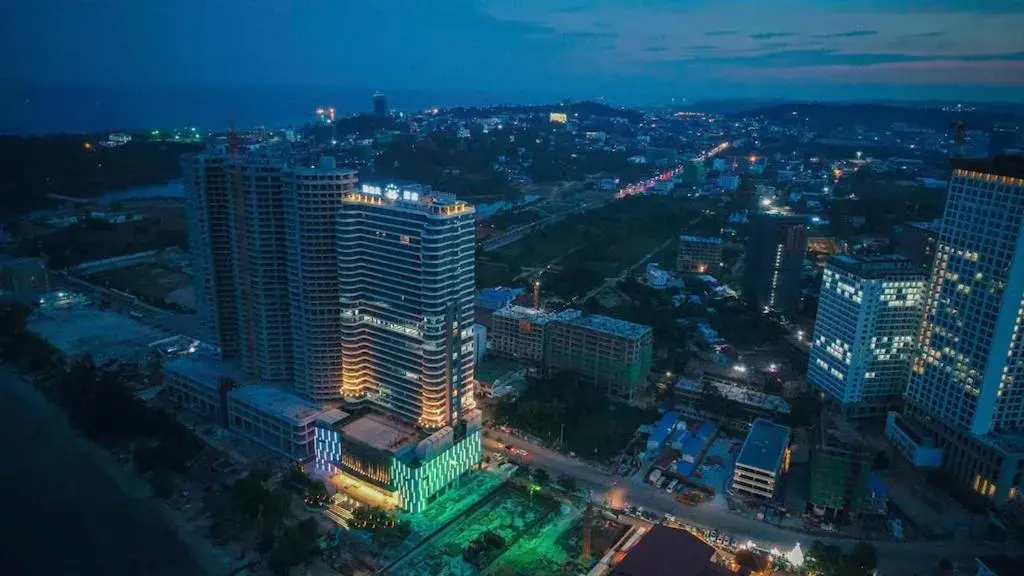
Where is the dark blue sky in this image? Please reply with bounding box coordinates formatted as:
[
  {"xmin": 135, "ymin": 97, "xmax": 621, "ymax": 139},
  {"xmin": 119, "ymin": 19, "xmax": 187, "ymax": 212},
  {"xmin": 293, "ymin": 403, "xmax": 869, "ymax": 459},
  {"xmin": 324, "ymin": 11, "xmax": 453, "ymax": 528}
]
[{"xmin": 5, "ymin": 0, "xmax": 1024, "ymax": 106}]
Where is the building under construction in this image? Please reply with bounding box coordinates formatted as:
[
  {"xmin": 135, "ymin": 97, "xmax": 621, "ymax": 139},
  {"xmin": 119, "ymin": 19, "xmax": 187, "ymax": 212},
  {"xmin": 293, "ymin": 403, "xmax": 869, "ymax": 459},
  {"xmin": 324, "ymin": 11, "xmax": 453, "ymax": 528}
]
[
  {"xmin": 489, "ymin": 306, "xmax": 581, "ymax": 367},
  {"xmin": 808, "ymin": 414, "xmax": 871, "ymax": 517},
  {"xmin": 545, "ymin": 313, "xmax": 654, "ymax": 402}
]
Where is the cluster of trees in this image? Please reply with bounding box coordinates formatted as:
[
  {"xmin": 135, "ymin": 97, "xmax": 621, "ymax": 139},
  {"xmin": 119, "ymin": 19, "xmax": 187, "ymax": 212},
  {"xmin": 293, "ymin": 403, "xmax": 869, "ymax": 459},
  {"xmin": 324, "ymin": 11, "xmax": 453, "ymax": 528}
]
[
  {"xmin": 283, "ymin": 466, "xmax": 329, "ymax": 507},
  {"xmin": 805, "ymin": 541, "xmax": 877, "ymax": 576},
  {"xmin": 0, "ymin": 135, "xmax": 201, "ymax": 218},
  {"xmin": 0, "ymin": 304, "xmax": 62, "ymax": 372},
  {"xmin": 493, "ymin": 374, "xmax": 655, "ymax": 461},
  {"xmin": 1, "ymin": 303, "xmax": 202, "ymax": 498},
  {"xmin": 206, "ymin": 469, "xmax": 321, "ymax": 574},
  {"xmin": 349, "ymin": 506, "xmax": 411, "ymax": 549},
  {"xmin": 827, "ymin": 168, "xmax": 947, "ymax": 238}
]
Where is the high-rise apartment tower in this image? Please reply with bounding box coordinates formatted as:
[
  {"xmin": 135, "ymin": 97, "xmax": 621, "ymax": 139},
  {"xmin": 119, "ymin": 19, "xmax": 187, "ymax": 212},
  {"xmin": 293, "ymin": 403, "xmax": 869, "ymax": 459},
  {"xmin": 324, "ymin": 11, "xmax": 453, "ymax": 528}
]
[{"xmin": 896, "ymin": 156, "xmax": 1024, "ymax": 505}]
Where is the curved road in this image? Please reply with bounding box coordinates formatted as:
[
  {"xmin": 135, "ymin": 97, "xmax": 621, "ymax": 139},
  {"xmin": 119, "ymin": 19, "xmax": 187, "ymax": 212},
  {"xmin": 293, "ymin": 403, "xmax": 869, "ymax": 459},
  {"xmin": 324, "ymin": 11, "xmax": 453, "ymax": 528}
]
[{"xmin": 485, "ymin": 430, "xmax": 1014, "ymax": 574}]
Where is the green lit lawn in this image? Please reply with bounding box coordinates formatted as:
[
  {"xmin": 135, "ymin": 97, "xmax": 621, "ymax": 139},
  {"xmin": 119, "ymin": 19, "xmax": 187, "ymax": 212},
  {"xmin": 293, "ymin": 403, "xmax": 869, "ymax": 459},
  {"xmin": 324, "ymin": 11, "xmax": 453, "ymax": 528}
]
[{"xmin": 386, "ymin": 484, "xmax": 558, "ymax": 576}]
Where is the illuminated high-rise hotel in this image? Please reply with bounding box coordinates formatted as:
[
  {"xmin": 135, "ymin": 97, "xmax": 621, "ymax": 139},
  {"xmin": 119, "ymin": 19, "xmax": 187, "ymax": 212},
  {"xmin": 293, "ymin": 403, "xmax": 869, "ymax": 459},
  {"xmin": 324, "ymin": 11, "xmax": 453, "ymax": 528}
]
[
  {"xmin": 338, "ymin": 183, "xmax": 477, "ymax": 430},
  {"xmin": 889, "ymin": 156, "xmax": 1024, "ymax": 505},
  {"xmin": 808, "ymin": 255, "xmax": 925, "ymax": 420}
]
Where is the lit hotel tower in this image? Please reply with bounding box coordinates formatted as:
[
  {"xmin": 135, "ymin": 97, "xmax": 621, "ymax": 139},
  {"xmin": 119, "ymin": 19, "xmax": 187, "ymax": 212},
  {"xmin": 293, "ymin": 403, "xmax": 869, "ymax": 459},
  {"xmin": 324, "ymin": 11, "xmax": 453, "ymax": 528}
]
[
  {"xmin": 338, "ymin": 183, "xmax": 477, "ymax": 429},
  {"xmin": 896, "ymin": 156, "xmax": 1024, "ymax": 506}
]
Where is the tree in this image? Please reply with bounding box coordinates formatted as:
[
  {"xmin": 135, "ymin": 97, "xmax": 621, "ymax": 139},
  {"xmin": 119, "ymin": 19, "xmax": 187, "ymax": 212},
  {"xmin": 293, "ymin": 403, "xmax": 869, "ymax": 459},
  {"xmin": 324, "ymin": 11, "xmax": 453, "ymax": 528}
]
[
  {"xmin": 531, "ymin": 468, "xmax": 550, "ymax": 484},
  {"xmin": 268, "ymin": 518, "xmax": 320, "ymax": 575},
  {"xmin": 556, "ymin": 474, "xmax": 578, "ymax": 493},
  {"xmin": 842, "ymin": 542, "xmax": 877, "ymax": 576},
  {"xmin": 806, "ymin": 541, "xmax": 843, "ymax": 576}
]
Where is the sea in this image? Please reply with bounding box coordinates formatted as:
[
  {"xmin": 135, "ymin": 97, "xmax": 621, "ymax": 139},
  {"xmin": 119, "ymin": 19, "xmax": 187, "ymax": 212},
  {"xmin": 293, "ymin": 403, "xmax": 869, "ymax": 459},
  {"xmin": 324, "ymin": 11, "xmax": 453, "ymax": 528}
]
[{"xmin": 0, "ymin": 367, "xmax": 211, "ymax": 576}]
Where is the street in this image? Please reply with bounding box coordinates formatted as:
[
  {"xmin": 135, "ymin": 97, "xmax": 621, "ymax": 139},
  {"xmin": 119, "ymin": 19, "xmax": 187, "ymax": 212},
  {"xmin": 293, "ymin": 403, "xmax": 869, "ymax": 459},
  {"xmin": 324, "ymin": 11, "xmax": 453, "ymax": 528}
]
[{"xmin": 484, "ymin": 429, "xmax": 1014, "ymax": 575}]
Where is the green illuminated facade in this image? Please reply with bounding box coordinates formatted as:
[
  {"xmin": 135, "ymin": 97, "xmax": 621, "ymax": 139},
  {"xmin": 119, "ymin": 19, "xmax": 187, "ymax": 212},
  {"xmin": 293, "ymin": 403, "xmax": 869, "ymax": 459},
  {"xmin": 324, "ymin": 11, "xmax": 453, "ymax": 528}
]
[{"xmin": 391, "ymin": 428, "xmax": 483, "ymax": 513}]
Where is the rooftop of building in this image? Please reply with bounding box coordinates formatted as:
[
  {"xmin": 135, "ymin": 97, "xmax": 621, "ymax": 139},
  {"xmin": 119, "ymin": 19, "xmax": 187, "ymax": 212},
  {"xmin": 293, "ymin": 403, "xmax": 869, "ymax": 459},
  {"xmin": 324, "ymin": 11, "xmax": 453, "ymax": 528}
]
[
  {"xmin": 610, "ymin": 524, "xmax": 728, "ymax": 576},
  {"xmin": 680, "ymin": 235, "xmax": 723, "ymax": 245},
  {"xmin": 827, "ymin": 254, "xmax": 926, "ymax": 280},
  {"xmin": 339, "ymin": 412, "xmax": 423, "ymax": 453},
  {"xmin": 676, "ymin": 377, "xmax": 791, "ymax": 414},
  {"xmin": 348, "ymin": 182, "xmax": 474, "ymax": 214},
  {"xmin": 951, "ymin": 154, "xmax": 1024, "ymax": 180},
  {"xmin": 493, "ymin": 305, "xmax": 582, "ymax": 324},
  {"xmin": 561, "ymin": 313, "xmax": 652, "ymax": 339},
  {"xmin": 228, "ymin": 385, "xmax": 329, "ymax": 426},
  {"xmin": 977, "ymin": 554, "xmax": 1022, "ymax": 576},
  {"xmin": 27, "ymin": 295, "xmax": 166, "ymax": 362},
  {"xmin": 164, "ymin": 353, "xmax": 246, "ymax": 389},
  {"xmin": 736, "ymin": 418, "xmax": 791, "ymax": 474},
  {"xmin": 475, "ymin": 287, "xmax": 525, "ymax": 310},
  {"xmin": 475, "ymin": 356, "xmax": 528, "ymax": 383},
  {"xmin": 818, "ymin": 413, "xmax": 868, "ymax": 454},
  {"xmin": 905, "ymin": 219, "xmax": 942, "ymax": 232}
]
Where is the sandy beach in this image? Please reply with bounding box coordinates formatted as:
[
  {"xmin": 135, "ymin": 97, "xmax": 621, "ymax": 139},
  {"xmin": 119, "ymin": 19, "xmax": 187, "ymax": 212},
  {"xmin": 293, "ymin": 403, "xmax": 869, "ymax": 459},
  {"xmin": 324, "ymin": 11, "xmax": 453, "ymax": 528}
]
[{"xmin": 0, "ymin": 365, "xmax": 229, "ymax": 576}]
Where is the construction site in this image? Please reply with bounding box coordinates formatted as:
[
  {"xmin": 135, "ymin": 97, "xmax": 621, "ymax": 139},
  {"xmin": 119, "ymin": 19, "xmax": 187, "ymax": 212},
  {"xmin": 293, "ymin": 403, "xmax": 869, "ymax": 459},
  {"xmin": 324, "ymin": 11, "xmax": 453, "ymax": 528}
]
[{"xmin": 320, "ymin": 464, "xmax": 634, "ymax": 576}]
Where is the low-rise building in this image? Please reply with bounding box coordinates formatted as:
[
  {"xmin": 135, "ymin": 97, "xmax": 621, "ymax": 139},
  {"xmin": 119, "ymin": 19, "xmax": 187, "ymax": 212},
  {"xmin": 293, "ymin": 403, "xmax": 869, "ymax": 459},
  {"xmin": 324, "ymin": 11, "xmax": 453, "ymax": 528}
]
[
  {"xmin": 314, "ymin": 412, "xmax": 483, "ymax": 513},
  {"xmin": 732, "ymin": 419, "xmax": 791, "ymax": 500},
  {"xmin": 884, "ymin": 411, "xmax": 943, "ymax": 468},
  {"xmin": 163, "ymin": 353, "xmax": 244, "ymax": 426},
  {"xmin": 546, "ymin": 313, "xmax": 653, "ymax": 402},
  {"xmin": 227, "ymin": 384, "xmax": 344, "ymax": 460},
  {"xmin": 490, "ymin": 306, "xmax": 580, "ymax": 366},
  {"xmin": 474, "ymin": 287, "xmax": 524, "ymax": 328},
  {"xmin": 674, "ymin": 377, "xmax": 790, "ymax": 432},
  {"xmin": 474, "ymin": 356, "xmax": 528, "ymax": 399},
  {"xmin": 677, "ymin": 235, "xmax": 723, "ymax": 273}
]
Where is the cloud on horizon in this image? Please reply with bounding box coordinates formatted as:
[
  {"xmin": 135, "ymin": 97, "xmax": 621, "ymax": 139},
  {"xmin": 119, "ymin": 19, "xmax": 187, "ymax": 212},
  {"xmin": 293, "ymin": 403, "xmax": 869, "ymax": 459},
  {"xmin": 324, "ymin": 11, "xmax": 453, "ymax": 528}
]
[{"xmin": 4, "ymin": 0, "xmax": 1023, "ymax": 103}]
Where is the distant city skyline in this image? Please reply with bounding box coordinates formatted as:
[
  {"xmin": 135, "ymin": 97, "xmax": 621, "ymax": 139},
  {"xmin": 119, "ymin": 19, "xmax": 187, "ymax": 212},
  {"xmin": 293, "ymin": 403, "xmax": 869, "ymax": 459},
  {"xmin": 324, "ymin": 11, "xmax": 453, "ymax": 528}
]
[{"xmin": 4, "ymin": 1, "xmax": 1023, "ymax": 134}]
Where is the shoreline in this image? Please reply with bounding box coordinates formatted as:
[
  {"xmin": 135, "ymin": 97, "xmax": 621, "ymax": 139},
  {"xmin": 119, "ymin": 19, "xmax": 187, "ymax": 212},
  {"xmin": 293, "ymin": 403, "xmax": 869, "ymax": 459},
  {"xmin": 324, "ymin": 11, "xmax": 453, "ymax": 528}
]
[{"xmin": 0, "ymin": 365, "xmax": 230, "ymax": 576}]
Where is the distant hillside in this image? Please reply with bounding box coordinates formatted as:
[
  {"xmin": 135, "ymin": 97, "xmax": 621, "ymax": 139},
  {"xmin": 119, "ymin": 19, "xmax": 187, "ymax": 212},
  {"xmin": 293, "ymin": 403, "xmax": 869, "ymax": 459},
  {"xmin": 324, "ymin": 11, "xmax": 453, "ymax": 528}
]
[
  {"xmin": 732, "ymin": 102, "xmax": 1023, "ymax": 132},
  {"xmin": 444, "ymin": 101, "xmax": 646, "ymax": 123}
]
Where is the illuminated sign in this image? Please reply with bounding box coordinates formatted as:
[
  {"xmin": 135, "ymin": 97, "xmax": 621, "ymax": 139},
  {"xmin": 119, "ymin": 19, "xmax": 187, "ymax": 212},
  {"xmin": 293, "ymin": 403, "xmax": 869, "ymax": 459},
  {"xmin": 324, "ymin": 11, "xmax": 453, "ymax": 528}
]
[
  {"xmin": 361, "ymin": 184, "xmax": 382, "ymax": 196},
  {"xmin": 402, "ymin": 190, "xmax": 419, "ymax": 202}
]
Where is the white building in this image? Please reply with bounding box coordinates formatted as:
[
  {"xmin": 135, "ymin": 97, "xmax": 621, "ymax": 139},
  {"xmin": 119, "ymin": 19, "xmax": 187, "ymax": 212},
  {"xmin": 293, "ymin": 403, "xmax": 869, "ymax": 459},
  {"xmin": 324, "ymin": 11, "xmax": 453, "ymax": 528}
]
[
  {"xmin": 164, "ymin": 353, "xmax": 244, "ymax": 425},
  {"xmin": 227, "ymin": 384, "xmax": 345, "ymax": 459},
  {"xmin": 338, "ymin": 183, "xmax": 477, "ymax": 430},
  {"xmin": 901, "ymin": 156, "xmax": 1024, "ymax": 506},
  {"xmin": 732, "ymin": 419, "xmax": 790, "ymax": 500},
  {"xmin": 808, "ymin": 255, "xmax": 925, "ymax": 419}
]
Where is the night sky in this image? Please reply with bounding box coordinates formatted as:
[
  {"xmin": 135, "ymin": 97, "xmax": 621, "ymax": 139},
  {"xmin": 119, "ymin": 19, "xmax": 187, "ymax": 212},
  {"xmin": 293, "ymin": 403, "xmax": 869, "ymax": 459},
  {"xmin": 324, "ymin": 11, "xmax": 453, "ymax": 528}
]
[{"xmin": 4, "ymin": 0, "xmax": 1024, "ymax": 127}]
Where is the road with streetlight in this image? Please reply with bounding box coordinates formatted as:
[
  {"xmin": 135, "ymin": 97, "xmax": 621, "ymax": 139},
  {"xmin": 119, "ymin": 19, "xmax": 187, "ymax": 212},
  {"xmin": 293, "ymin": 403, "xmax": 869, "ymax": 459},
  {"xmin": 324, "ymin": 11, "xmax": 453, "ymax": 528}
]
[{"xmin": 484, "ymin": 428, "xmax": 1015, "ymax": 575}]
